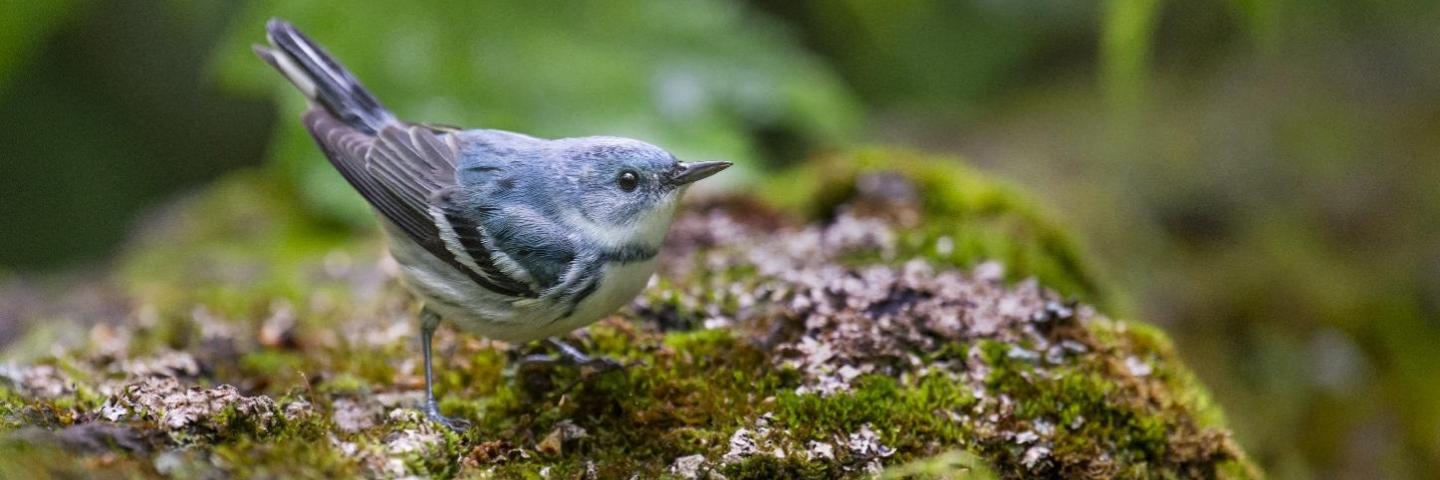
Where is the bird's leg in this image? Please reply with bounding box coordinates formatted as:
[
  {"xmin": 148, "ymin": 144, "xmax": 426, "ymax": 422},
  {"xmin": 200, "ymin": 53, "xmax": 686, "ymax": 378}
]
[{"xmin": 419, "ymin": 307, "xmax": 468, "ymax": 432}]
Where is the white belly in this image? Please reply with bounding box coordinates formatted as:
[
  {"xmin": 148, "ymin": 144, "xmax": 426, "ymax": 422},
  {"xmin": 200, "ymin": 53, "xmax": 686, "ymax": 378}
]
[
  {"xmin": 549, "ymin": 258, "xmax": 658, "ymax": 335},
  {"xmin": 399, "ymin": 253, "xmax": 657, "ymax": 343},
  {"xmin": 381, "ymin": 219, "xmax": 662, "ymax": 344}
]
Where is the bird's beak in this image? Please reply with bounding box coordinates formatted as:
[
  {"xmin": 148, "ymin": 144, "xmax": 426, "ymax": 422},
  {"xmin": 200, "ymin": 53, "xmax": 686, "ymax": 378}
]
[{"xmin": 670, "ymin": 161, "xmax": 732, "ymax": 186}]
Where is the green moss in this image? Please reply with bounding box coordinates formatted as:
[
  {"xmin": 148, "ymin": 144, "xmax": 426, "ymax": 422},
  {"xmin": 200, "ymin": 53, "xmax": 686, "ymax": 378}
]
[
  {"xmin": 974, "ymin": 335, "xmax": 1251, "ymax": 477},
  {"xmin": 454, "ymin": 327, "xmax": 986, "ymax": 478},
  {"xmin": 1090, "ymin": 318, "xmax": 1236, "ymax": 435},
  {"xmin": 720, "ymin": 455, "xmax": 842, "ymax": 479},
  {"xmin": 239, "ymin": 349, "xmax": 305, "ymax": 379},
  {"xmin": 463, "ymin": 325, "xmax": 794, "ymax": 478},
  {"xmin": 0, "ymin": 150, "xmax": 1255, "ymax": 478},
  {"xmin": 774, "ymin": 374, "xmax": 976, "ymax": 453},
  {"xmin": 981, "ymin": 339, "xmax": 1164, "ymax": 460},
  {"xmin": 0, "ymin": 386, "xmax": 20, "ymax": 432},
  {"xmin": 317, "ymin": 372, "xmax": 370, "ymax": 395},
  {"xmin": 879, "ymin": 450, "xmax": 999, "ymax": 480},
  {"xmin": 209, "ymin": 437, "xmax": 364, "ymax": 478}
]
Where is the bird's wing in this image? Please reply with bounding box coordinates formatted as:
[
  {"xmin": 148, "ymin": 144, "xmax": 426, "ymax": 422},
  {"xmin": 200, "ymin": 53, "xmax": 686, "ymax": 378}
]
[
  {"xmin": 431, "ymin": 191, "xmax": 546, "ymax": 298},
  {"xmin": 302, "ymin": 108, "xmax": 539, "ymax": 298}
]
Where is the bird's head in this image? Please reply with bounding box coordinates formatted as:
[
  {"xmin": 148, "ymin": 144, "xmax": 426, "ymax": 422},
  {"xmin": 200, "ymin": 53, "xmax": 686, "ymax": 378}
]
[{"xmin": 557, "ymin": 137, "xmax": 730, "ymax": 249}]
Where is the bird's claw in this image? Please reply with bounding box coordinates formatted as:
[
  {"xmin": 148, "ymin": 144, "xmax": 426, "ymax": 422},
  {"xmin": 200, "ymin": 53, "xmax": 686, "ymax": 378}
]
[
  {"xmin": 513, "ymin": 338, "xmax": 626, "ymax": 396},
  {"xmin": 577, "ymin": 356, "xmax": 623, "ymax": 376},
  {"xmin": 514, "ymin": 351, "xmax": 624, "ymax": 378},
  {"xmin": 423, "ymin": 401, "xmax": 470, "ymax": 432},
  {"xmin": 516, "ymin": 337, "xmax": 626, "ymax": 375}
]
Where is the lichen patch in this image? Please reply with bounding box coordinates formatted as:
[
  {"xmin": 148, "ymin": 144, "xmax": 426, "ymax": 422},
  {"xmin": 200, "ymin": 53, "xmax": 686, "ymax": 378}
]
[{"xmin": 104, "ymin": 377, "xmax": 279, "ymax": 432}]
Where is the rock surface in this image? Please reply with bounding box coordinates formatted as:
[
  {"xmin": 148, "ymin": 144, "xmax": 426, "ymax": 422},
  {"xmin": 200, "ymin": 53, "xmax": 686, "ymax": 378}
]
[{"xmin": 0, "ymin": 149, "xmax": 1257, "ymax": 478}]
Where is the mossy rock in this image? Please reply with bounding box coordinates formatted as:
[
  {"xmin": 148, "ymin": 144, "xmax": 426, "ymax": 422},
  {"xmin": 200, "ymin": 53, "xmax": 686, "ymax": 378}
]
[
  {"xmin": 757, "ymin": 147, "xmax": 1116, "ymax": 311},
  {"xmin": 0, "ymin": 148, "xmax": 1256, "ymax": 478}
]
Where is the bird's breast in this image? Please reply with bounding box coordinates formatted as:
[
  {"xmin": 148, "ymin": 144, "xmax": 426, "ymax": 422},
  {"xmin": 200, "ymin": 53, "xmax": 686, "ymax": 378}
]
[
  {"xmin": 387, "ymin": 219, "xmax": 660, "ymax": 343},
  {"xmin": 546, "ymin": 258, "xmax": 658, "ymax": 336}
]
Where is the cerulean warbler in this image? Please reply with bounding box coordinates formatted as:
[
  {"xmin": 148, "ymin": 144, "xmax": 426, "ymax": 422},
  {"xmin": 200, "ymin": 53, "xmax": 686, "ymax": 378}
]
[{"xmin": 254, "ymin": 19, "xmax": 730, "ymax": 428}]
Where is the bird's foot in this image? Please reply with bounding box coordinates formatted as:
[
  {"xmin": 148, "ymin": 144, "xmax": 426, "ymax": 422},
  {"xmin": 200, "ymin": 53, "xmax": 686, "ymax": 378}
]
[
  {"xmin": 521, "ymin": 334, "xmax": 627, "ymax": 371},
  {"xmin": 422, "ymin": 400, "xmax": 470, "ymax": 432},
  {"xmin": 516, "ymin": 353, "xmax": 622, "ymax": 377},
  {"xmin": 513, "ymin": 338, "xmax": 625, "ymax": 395}
]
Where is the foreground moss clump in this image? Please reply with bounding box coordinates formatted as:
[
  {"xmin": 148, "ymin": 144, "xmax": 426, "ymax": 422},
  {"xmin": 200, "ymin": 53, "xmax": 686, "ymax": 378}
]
[{"xmin": 0, "ymin": 149, "xmax": 1255, "ymax": 478}]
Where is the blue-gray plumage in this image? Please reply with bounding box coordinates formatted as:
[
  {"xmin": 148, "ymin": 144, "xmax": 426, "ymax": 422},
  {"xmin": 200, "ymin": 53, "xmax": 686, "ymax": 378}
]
[{"xmin": 253, "ymin": 18, "xmax": 729, "ymax": 429}]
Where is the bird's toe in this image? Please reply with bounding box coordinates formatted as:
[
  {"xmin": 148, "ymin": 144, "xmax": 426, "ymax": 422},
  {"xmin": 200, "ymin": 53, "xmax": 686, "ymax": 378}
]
[{"xmin": 423, "ymin": 402, "xmax": 470, "ymax": 432}]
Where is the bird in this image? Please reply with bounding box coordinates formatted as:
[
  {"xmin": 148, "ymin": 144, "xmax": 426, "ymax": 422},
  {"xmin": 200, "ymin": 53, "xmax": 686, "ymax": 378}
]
[{"xmin": 253, "ymin": 18, "xmax": 730, "ymax": 429}]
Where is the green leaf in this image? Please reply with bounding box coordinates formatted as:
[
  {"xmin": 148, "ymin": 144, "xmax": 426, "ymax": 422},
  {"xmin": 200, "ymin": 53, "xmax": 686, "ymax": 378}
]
[{"xmin": 0, "ymin": 0, "xmax": 91, "ymax": 93}]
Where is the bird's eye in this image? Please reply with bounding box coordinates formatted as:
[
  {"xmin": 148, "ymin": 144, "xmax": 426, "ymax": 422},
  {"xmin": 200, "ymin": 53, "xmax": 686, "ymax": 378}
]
[{"xmin": 618, "ymin": 171, "xmax": 639, "ymax": 192}]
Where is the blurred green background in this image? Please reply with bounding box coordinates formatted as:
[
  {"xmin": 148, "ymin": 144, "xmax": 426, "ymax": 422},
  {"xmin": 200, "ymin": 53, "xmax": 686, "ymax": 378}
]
[{"xmin": 1, "ymin": 1, "xmax": 1437, "ymax": 478}]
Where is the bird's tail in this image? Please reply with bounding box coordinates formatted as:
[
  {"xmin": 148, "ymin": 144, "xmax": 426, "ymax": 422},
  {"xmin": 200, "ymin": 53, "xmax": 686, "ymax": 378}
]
[{"xmin": 253, "ymin": 18, "xmax": 394, "ymax": 134}]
